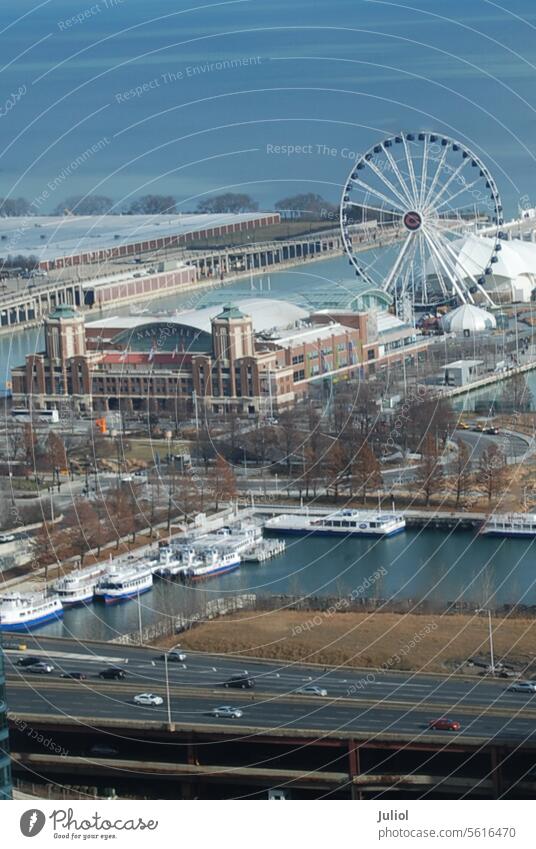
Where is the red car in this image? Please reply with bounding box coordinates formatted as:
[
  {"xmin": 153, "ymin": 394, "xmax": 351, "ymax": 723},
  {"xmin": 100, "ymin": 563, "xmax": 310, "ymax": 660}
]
[{"xmin": 429, "ymin": 718, "xmax": 461, "ymax": 732}]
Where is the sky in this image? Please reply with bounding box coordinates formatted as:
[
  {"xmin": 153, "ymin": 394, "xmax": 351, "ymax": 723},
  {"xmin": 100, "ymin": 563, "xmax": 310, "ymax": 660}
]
[{"xmin": 0, "ymin": 0, "xmax": 535, "ymax": 218}]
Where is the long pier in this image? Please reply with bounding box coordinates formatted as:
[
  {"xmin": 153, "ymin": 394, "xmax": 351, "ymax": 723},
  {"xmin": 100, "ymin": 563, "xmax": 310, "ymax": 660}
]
[{"xmin": 0, "ymin": 223, "xmax": 400, "ymax": 334}]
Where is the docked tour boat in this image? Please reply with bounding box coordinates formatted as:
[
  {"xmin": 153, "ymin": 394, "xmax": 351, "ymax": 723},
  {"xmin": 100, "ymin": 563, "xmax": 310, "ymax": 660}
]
[
  {"xmin": 264, "ymin": 509, "xmax": 406, "ymax": 538},
  {"xmin": 0, "ymin": 592, "xmax": 63, "ymax": 631},
  {"xmin": 94, "ymin": 566, "xmax": 153, "ymax": 604},
  {"xmin": 52, "ymin": 565, "xmax": 105, "ymax": 607}
]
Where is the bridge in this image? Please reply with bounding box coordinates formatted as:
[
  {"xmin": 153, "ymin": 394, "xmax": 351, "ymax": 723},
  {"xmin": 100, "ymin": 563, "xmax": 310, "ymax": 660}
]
[{"xmin": 4, "ymin": 635, "xmax": 536, "ymax": 799}]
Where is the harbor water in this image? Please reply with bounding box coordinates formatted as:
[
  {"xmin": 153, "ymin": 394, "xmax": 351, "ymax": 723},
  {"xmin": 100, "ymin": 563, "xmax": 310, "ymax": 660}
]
[{"xmin": 34, "ymin": 527, "xmax": 536, "ymax": 642}]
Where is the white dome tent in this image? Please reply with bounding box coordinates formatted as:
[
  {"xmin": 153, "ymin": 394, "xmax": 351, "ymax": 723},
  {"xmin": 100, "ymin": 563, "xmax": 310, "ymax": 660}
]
[
  {"xmin": 440, "ymin": 303, "xmax": 497, "ymax": 335},
  {"xmin": 427, "ymin": 234, "xmax": 536, "ymax": 303}
]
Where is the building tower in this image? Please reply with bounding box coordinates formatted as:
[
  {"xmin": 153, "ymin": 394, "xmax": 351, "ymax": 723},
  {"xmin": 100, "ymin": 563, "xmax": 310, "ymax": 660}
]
[
  {"xmin": 0, "ymin": 646, "xmax": 12, "ymax": 800},
  {"xmin": 211, "ymin": 303, "xmax": 254, "ymax": 362},
  {"xmin": 44, "ymin": 303, "xmax": 86, "ymax": 362},
  {"xmin": 209, "ymin": 303, "xmax": 255, "ymax": 403},
  {"xmin": 43, "ymin": 303, "xmax": 87, "ymax": 400}
]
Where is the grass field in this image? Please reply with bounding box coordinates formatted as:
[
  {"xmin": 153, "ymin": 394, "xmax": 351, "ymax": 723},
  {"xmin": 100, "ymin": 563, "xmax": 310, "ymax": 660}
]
[{"xmin": 165, "ymin": 609, "xmax": 536, "ymax": 675}]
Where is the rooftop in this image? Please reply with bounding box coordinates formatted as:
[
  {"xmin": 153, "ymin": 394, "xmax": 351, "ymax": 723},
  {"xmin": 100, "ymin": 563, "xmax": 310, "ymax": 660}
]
[
  {"xmin": 442, "ymin": 359, "xmax": 484, "ymax": 369},
  {"xmin": 214, "ymin": 303, "xmax": 247, "ymax": 321},
  {"xmin": 272, "ymin": 322, "xmax": 350, "ymax": 348},
  {"xmin": 86, "ymin": 298, "xmax": 309, "ymax": 336},
  {"xmin": 48, "ymin": 304, "xmax": 79, "ymax": 320},
  {"xmin": 0, "ymin": 212, "xmax": 276, "ymax": 263}
]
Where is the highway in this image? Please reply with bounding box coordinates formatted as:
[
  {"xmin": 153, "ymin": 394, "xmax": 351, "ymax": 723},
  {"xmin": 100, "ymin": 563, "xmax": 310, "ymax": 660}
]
[{"xmin": 5, "ymin": 636, "xmax": 536, "ymax": 744}]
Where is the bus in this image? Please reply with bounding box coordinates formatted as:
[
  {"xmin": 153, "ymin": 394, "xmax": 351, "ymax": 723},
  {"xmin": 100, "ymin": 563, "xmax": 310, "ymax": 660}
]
[{"xmin": 11, "ymin": 408, "xmax": 60, "ymax": 424}]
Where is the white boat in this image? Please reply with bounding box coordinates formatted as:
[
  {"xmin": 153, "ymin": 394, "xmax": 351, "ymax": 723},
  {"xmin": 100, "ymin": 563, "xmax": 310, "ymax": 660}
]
[
  {"xmin": 214, "ymin": 525, "xmax": 263, "ymax": 553},
  {"xmin": 190, "ymin": 524, "xmax": 263, "ymax": 555},
  {"xmin": 481, "ymin": 513, "xmax": 536, "ymax": 538},
  {"xmin": 52, "ymin": 565, "xmax": 105, "ymax": 606},
  {"xmin": 0, "ymin": 592, "xmax": 63, "ymax": 631},
  {"xmin": 264, "ymin": 509, "xmax": 406, "ymax": 538},
  {"xmin": 154, "ymin": 545, "xmax": 200, "ymax": 578},
  {"xmin": 94, "ymin": 565, "xmax": 153, "ymax": 604},
  {"xmin": 185, "ymin": 547, "xmax": 241, "ymax": 581}
]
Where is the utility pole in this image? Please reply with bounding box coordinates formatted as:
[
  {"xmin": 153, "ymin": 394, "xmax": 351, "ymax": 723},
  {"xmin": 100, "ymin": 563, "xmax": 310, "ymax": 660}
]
[
  {"xmin": 476, "ymin": 608, "xmax": 495, "ymax": 675},
  {"xmin": 137, "ymin": 590, "xmax": 143, "ymax": 646}
]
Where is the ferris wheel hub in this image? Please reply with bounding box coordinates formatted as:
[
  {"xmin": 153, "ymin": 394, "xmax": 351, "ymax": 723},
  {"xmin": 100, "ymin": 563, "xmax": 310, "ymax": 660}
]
[{"xmin": 403, "ymin": 210, "xmax": 423, "ymax": 232}]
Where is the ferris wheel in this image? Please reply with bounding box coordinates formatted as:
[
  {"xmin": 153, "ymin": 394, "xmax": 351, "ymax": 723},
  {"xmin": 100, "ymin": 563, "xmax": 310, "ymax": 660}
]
[{"xmin": 340, "ymin": 132, "xmax": 504, "ymax": 309}]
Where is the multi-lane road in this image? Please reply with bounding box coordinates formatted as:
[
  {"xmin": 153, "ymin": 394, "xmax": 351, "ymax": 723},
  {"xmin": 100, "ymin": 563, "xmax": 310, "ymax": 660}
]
[{"xmin": 5, "ymin": 636, "xmax": 536, "ymax": 744}]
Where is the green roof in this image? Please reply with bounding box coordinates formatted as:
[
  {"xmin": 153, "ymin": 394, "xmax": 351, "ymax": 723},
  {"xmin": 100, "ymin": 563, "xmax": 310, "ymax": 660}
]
[
  {"xmin": 214, "ymin": 303, "xmax": 247, "ymax": 320},
  {"xmin": 48, "ymin": 304, "xmax": 78, "ymax": 320}
]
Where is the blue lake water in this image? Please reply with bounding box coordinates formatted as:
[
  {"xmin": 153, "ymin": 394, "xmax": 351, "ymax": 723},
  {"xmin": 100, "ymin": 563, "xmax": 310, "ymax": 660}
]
[{"xmin": 0, "ymin": 0, "xmax": 533, "ymax": 216}]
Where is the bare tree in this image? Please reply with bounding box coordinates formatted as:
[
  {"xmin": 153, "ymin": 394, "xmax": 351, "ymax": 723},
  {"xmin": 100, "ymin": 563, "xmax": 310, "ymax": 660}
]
[
  {"xmin": 451, "ymin": 439, "xmax": 473, "ymax": 507},
  {"xmin": 352, "ymin": 440, "xmax": 382, "ymax": 503},
  {"xmin": 415, "ymin": 433, "xmax": 445, "ymax": 506},
  {"xmin": 128, "ymin": 194, "xmax": 176, "ymax": 215},
  {"xmin": 277, "ymin": 408, "xmax": 300, "ymax": 474},
  {"xmin": 67, "ymin": 498, "xmax": 101, "ymax": 564},
  {"xmin": 105, "ymin": 486, "xmax": 135, "ymax": 547},
  {"xmin": 174, "ymin": 474, "xmax": 202, "ymax": 523},
  {"xmin": 207, "ymin": 455, "xmax": 237, "ymax": 510},
  {"xmin": 196, "ymin": 193, "xmax": 258, "ymax": 214},
  {"xmin": 31, "ymin": 521, "xmax": 70, "ymax": 585},
  {"xmin": 0, "ymin": 197, "xmax": 31, "ymax": 216},
  {"xmin": 45, "ymin": 432, "xmax": 68, "ymax": 472},
  {"xmin": 23, "ymin": 424, "xmax": 37, "ymax": 471},
  {"xmin": 477, "ymin": 444, "xmax": 507, "ymax": 504},
  {"xmin": 54, "ymin": 194, "xmax": 114, "ymax": 215},
  {"xmin": 323, "ymin": 439, "xmax": 347, "ymax": 499}
]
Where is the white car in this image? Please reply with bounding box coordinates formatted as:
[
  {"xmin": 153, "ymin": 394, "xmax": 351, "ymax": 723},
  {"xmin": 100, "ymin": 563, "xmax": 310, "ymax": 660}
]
[
  {"xmin": 133, "ymin": 693, "xmax": 164, "ymax": 707},
  {"xmin": 0, "ymin": 534, "xmax": 15, "ymax": 543},
  {"xmin": 508, "ymin": 681, "xmax": 536, "ymax": 694},
  {"xmin": 27, "ymin": 662, "xmax": 54, "ymax": 674},
  {"xmin": 297, "ymin": 685, "xmax": 328, "ymax": 697},
  {"xmin": 211, "ymin": 705, "xmax": 243, "ymax": 719}
]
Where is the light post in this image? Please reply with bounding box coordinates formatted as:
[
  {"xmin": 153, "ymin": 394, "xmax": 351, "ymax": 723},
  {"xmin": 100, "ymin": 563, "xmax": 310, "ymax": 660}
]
[
  {"xmin": 137, "ymin": 590, "xmax": 143, "ymax": 646},
  {"xmin": 164, "ymin": 641, "xmax": 183, "ymax": 729},
  {"xmin": 476, "ymin": 608, "xmax": 495, "ymax": 675},
  {"xmin": 164, "ymin": 429, "xmax": 173, "ymax": 465}
]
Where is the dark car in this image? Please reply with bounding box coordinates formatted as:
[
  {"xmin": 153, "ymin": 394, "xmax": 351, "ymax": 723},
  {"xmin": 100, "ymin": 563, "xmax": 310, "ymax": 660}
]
[
  {"xmin": 484, "ymin": 427, "xmax": 500, "ymax": 435},
  {"xmin": 61, "ymin": 671, "xmax": 87, "ymax": 680},
  {"xmin": 98, "ymin": 667, "xmax": 126, "ymax": 680},
  {"xmin": 88, "ymin": 743, "xmax": 119, "ymax": 757},
  {"xmin": 17, "ymin": 656, "xmax": 42, "ymax": 667},
  {"xmin": 429, "ymin": 717, "xmax": 461, "ymax": 732},
  {"xmin": 223, "ymin": 674, "xmax": 255, "ymax": 690}
]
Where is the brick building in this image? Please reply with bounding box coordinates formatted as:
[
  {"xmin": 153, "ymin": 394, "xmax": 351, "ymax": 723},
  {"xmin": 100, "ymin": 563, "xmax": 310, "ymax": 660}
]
[{"xmin": 11, "ymin": 299, "xmax": 430, "ymax": 417}]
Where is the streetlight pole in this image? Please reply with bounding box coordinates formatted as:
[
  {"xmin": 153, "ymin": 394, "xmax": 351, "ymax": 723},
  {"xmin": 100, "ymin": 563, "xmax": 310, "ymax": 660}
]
[
  {"xmin": 487, "ymin": 609, "xmax": 495, "ymax": 675},
  {"xmin": 164, "ymin": 640, "xmax": 184, "ymax": 729},
  {"xmin": 165, "ymin": 652, "xmax": 171, "ymax": 728},
  {"xmin": 137, "ymin": 591, "xmax": 143, "ymax": 646}
]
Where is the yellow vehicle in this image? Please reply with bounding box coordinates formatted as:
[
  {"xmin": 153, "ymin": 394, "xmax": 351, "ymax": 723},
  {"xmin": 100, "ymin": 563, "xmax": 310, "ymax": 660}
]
[{"xmin": 457, "ymin": 422, "xmax": 470, "ymax": 430}]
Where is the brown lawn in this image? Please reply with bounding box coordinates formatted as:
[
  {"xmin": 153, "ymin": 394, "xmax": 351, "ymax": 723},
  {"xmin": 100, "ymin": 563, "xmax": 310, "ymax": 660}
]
[{"xmin": 156, "ymin": 609, "xmax": 536, "ymax": 675}]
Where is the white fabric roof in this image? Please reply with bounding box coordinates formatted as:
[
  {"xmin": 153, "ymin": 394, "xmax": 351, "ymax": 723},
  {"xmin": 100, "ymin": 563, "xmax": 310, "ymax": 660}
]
[
  {"xmin": 0, "ymin": 213, "xmax": 274, "ymax": 262},
  {"xmin": 428, "ymin": 234, "xmax": 536, "ymax": 302},
  {"xmin": 440, "ymin": 303, "xmax": 497, "ymax": 333},
  {"xmin": 86, "ymin": 298, "xmax": 309, "ymax": 335}
]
